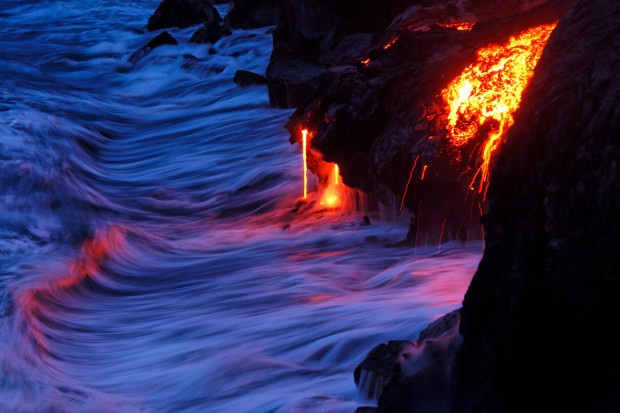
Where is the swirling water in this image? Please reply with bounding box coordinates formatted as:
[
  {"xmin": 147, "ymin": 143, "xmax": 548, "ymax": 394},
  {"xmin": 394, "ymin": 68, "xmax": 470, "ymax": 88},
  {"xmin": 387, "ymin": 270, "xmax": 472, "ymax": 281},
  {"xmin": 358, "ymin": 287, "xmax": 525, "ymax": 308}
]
[{"xmin": 0, "ymin": 1, "xmax": 482, "ymax": 412}]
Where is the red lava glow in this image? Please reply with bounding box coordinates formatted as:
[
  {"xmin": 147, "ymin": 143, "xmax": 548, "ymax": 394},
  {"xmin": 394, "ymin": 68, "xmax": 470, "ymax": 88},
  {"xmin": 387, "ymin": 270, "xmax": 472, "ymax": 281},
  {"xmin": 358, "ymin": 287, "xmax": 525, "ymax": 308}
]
[
  {"xmin": 300, "ymin": 128, "xmax": 344, "ymax": 209},
  {"xmin": 15, "ymin": 226, "xmax": 126, "ymax": 353},
  {"xmin": 441, "ymin": 22, "xmax": 557, "ymax": 197},
  {"xmin": 61, "ymin": 226, "xmax": 126, "ymax": 288},
  {"xmin": 319, "ymin": 163, "xmax": 342, "ymax": 208},
  {"xmin": 437, "ymin": 22, "xmax": 475, "ymax": 31},
  {"xmin": 400, "ymin": 154, "xmax": 420, "ymax": 211},
  {"xmin": 383, "ymin": 36, "xmax": 399, "ymax": 50},
  {"xmin": 302, "ymin": 128, "xmax": 309, "ymax": 199},
  {"xmin": 420, "ymin": 165, "xmax": 428, "ymax": 181}
]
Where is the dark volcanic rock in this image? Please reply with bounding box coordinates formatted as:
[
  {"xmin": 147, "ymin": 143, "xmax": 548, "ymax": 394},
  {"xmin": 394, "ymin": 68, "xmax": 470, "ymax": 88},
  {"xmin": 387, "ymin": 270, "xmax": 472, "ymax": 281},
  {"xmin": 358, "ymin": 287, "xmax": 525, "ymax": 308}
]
[
  {"xmin": 354, "ymin": 339, "xmax": 418, "ymax": 401},
  {"xmin": 147, "ymin": 0, "xmax": 221, "ymax": 31},
  {"xmin": 453, "ymin": 0, "xmax": 620, "ymax": 411},
  {"xmin": 225, "ymin": 0, "xmax": 275, "ymax": 29},
  {"xmin": 233, "ymin": 70, "xmax": 267, "ymax": 87},
  {"xmin": 354, "ymin": 310, "xmax": 462, "ymax": 412},
  {"xmin": 189, "ymin": 21, "xmax": 231, "ymax": 44},
  {"xmin": 265, "ymin": 59, "xmax": 327, "ymax": 108},
  {"xmin": 265, "ymin": 0, "xmax": 412, "ymax": 109},
  {"xmin": 271, "ymin": 0, "xmax": 413, "ymax": 63},
  {"xmin": 129, "ymin": 31, "xmax": 178, "ymax": 64}
]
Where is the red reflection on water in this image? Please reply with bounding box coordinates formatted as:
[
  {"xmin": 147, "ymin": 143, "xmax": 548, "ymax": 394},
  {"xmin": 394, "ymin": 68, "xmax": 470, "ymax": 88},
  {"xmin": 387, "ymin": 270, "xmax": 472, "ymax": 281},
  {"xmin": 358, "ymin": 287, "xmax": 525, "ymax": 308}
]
[
  {"xmin": 60, "ymin": 226, "xmax": 126, "ymax": 288},
  {"xmin": 15, "ymin": 225, "xmax": 127, "ymax": 353},
  {"xmin": 292, "ymin": 250, "xmax": 349, "ymax": 260}
]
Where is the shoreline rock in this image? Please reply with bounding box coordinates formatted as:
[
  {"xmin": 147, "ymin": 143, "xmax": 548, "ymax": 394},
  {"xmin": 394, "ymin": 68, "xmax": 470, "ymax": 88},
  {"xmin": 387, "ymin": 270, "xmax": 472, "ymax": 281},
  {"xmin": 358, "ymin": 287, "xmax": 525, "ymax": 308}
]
[
  {"xmin": 354, "ymin": 309, "xmax": 461, "ymax": 412},
  {"xmin": 147, "ymin": 0, "xmax": 222, "ymax": 31}
]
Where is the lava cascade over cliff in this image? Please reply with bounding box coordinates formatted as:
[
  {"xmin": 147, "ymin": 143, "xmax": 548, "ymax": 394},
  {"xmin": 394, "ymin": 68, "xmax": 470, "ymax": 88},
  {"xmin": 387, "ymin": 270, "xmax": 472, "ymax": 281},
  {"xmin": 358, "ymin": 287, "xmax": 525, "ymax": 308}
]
[{"xmin": 281, "ymin": 0, "xmax": 575, "ymax": 245}]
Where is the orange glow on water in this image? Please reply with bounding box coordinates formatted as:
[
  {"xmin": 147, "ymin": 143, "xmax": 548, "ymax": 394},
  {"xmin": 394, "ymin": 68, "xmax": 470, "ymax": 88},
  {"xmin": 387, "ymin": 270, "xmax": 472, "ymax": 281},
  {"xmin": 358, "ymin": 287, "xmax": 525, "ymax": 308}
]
[
  {"xmin": 441, "ymin": 23, "xmax": 556, "ymax": 197},
  {"xmin": 15, "ymin": 226, "xmax": 126, "ymax": 353},
  {"xmin": 302, "ymin": 128, "xmax": 309, "ymax": 199}
]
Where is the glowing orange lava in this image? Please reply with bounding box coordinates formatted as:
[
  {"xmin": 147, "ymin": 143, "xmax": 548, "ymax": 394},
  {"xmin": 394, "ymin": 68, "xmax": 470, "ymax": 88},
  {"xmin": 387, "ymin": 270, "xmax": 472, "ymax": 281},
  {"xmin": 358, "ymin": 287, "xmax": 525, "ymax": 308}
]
[
  {"xmin": 320, "ymin": 163, "xmax": 342, "ymax": 208},
  {"xmin": 300, "ymin": 128, "xmax": 343, "ymax": 208},
  {"xmin": 302, "ymin": 128, "xmax": 309, "ymax": 199},
  {"xmin": 333, "ymin": 163, "xmax": 340, "ymax": 185},
  {"xmin": 420, "ymin": 165, "xmax": 428, "ymax": 180},
  {"xmin": 437, "ymin": 22, "xmax": 475, "ymax": 31},
  {"xmin": 441, "ymin": 22, "xmax": 556, "ymax": 196},
  {"xmin": 383, "ymin": 36, "xmax": 399, "ymax": 50}
]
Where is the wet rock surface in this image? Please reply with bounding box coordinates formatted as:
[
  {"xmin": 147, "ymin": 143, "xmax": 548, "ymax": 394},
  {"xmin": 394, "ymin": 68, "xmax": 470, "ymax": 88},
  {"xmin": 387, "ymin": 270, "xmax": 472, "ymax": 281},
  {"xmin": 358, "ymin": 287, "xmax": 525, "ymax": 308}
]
[
  {"xmin": 354, "ymin": 309, "xmax": 461, "ymax": 413},
  {"xmin": 189, "ymin": 21, "xmax": 231, "ymax": 44},
  {"xmin": 129, "ymin": 31, "xmax": 178, "ymax": 64},
  {"xmin": 233, "ymin": 70, "xmax": 267, "ymax": 87}
]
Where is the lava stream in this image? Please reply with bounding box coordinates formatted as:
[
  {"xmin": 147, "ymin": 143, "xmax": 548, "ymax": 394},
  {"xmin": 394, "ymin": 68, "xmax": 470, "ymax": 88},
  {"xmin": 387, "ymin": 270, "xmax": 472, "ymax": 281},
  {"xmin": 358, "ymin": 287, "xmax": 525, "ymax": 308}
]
[{"xmin": 441, "ymin": 22, "xmax": 557, "ymax": 197}]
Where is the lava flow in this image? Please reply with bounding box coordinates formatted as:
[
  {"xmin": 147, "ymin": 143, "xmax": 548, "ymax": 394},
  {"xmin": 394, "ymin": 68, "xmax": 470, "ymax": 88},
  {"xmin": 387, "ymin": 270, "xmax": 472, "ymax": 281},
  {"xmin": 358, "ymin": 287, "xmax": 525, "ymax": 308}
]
[
  {"xmin": 300, "ymin": 128, "xmax": 343, "ymax": 208},
  {"xmin": 320, "ymin": 163, "xmax": 341, "ymax": 208},
  {"xmin": 441, "ymin": 22, "xmax": 557, "ymax": 196},
  {"xmin": 302, "ymin": 128, "xmax": 309, "ymax": 199}
]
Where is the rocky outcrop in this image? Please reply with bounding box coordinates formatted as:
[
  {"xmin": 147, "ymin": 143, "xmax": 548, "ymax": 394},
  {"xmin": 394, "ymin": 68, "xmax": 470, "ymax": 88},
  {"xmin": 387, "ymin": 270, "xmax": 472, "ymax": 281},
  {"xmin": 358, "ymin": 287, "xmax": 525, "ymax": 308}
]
[
  {"xmin": 189, "ymin": 21, "xmax": 231, "ymax": 44},
  {"xmin": 452, "ymin": 0, "xmax": 620, "ymax": 411},
  {"xmin": 147, "ymin": 0, "xmax": 221, "ymax": 31},
  {"xmin": 266, "ymin": 0, "xmax": 413, "ymax": 108},
  {"xmin": 224, "ymin": 0, "xmax": 276, "ymax": 29},
  {"xmin": 128, "ymin": 31, "xmax": 178, "ymax": 64},
  {"xmin": 354, "ymin": 309, "xmax": 461, "ymax": 413},
  {"xmin": 233, "ymin": 70, "xmax": 267, "ymax": 87}
]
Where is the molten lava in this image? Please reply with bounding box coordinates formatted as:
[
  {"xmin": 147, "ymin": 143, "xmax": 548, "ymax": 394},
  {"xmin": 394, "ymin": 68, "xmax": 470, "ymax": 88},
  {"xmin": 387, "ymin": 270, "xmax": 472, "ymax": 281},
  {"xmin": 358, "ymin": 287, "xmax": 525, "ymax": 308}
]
[
  {"xmin": 437, "ymin": 22, "xmax": 475, "ymax": 31},
  {"xmin": 320, "ymin": 163, "xmax": 342, "ymax": 208},
  {"xmin": 441, "ymin": 22, "xmax": 557, "ymax": 196},
  {"xmin": 300, "ymin": 128, "xmax": 343, "ymax": 208},
  {"xmin": 383, "ymin": 36, "xmax": 399, "ymax": 50},
  {"xmin": 333, "ymin": 163, "xmax": 340, "ymax": 185},
  {"xmin": 302, "ymin": 128, "xmax": 309, "ymax": 199}
]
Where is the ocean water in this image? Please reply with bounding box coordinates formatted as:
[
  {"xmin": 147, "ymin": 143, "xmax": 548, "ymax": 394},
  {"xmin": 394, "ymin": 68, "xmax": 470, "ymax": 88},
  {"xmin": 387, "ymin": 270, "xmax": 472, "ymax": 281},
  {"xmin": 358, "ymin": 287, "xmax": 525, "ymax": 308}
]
[{"xmin": 0, "ymin": 1, "xmax": 482, "ymax": 412}]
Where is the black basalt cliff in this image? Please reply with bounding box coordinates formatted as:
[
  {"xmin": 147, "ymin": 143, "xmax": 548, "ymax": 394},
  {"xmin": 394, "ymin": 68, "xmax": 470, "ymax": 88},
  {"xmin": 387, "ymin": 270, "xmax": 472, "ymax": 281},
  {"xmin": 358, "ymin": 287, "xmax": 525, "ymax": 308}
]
[{"xmin": 453, "ymin": 0, "xmax": 620, "ymax": 411}]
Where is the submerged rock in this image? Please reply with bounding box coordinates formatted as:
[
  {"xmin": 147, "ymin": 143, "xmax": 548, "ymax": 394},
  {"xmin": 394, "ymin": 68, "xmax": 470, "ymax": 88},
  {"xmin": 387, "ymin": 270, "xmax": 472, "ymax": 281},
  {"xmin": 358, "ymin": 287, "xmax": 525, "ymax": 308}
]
[
  {"xmin": 233, "ymin": 70, "xmax": 267, "ymax": 87},
  {"xmin": 147, "ymin": 0, "xmax": 221, "ymax": 31},
  {"xmin": 189, "ymin": 21, "xmax": 231, "ymax": 44},
  {"xmin": 128, "ymin": 31, "xmax": 178, "ymax": 64}
]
